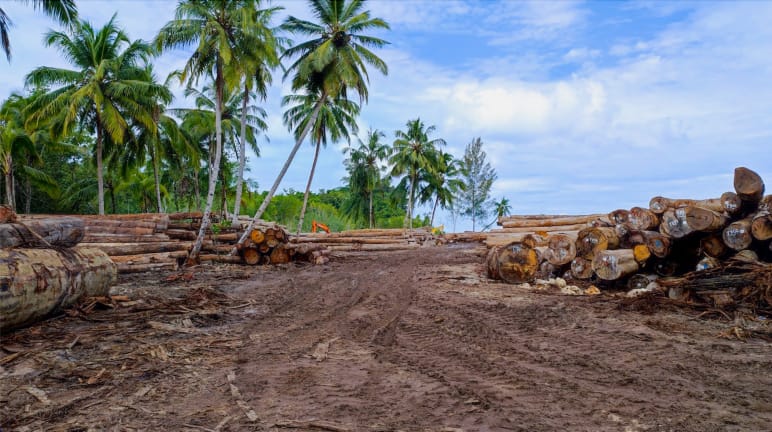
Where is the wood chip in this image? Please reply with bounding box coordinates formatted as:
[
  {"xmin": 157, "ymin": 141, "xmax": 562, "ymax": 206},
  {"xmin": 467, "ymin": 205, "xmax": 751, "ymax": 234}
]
[
  {"xmin": 227, "ymin": 372, "xmax": 258, "ymax": 422},
  {"xmin": 25, "ymin": 386, "xmax": 51, "ymax": 405}
]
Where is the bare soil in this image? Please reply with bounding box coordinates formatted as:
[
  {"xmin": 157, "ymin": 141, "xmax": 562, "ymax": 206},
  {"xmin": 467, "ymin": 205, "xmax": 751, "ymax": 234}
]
[{"xmin": 2, "ymin": 244, "xmax": 771, "ymax": 431}]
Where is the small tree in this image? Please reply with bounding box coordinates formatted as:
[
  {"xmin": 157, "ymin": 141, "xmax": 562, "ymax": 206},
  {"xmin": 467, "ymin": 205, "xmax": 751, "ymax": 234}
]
[{"xmin": 457, "ymin": 137, "xmax": 497, "ymax": 231}]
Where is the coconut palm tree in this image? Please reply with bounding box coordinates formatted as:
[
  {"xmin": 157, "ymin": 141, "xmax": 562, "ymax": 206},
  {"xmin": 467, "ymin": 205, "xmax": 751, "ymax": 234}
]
[
  {"xmin": 225, "ymin": 3, "xmax": 283, "ymax": 224},
  {"xmin": 390, "ymin": 118, "xmax": 446, "ymax": 230},
  {"xmin": 156, "ymin": 0, "xmax": 263, "ymax": 261},
  {"xmin": 24, "ymin": 15, "xmax": 163, "ymax": 215},
  {"xmin": 345, "ymin": 128, "xmax": 389, "ymax": 228},
  {"xmin": 0, "ymin": 94, "xmax": 38, "ymax": 209},
  {"xmin": 1, "ymin": 0, "xmax": 78, "ymax": 61},
  {"xmin": 283, "ymin": 88, "xmax": 360, "ymax": 234},
  {"xmin": 237, "ymin": 0, "xmax": 389, "ymax": 248},
  {"xmin": 419, "ymin": 149, "xmax": 463, "ymax": 227},
  {"xmin": 484, "ymin": 197, "xmax": 511, "ymax": 230}
]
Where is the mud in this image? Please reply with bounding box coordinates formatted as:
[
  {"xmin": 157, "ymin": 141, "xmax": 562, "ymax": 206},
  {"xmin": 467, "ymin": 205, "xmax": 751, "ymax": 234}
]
[{"xmin": 2, "ymin": 244, "xmax": 771, "ymax": 431}]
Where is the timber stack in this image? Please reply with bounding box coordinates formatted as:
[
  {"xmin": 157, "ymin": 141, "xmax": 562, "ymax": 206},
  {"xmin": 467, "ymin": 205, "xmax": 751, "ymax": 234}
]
[
  {"xmin": 0, "ymin": 206, "xmax": 117, "ymax": 331},
  {"xmin": 291, "ymin": 227, "xmax": 438, "ymax": 260},
  {"xmin": 485, "ymin": 167, "xmax": 772, "ymax": 303}
]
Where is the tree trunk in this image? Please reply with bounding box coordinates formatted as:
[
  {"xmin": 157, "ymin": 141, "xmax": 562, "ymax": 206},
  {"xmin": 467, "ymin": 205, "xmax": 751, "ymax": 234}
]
[
  {"xmin": 194, "ymin": 168, "xmax": 201, "ymax": 211},
  {"xmin": 576, "ymin": 227, "xmax": 620, "ymax": 259},
  {"xmin": 570, "ymin": 257, "xmax": 593, "ymax": 279},
  {"xmin": 95, "ymin": 119, "xmax": 105, "ymax": 215},
  {"xmin": 188, "ymin": 63, "xmax": 225, "ymax": 263},
  {"xmin": 233, "ymin": 82, "xmax": 249, "ymax": 225},
  {"xmin": 3, "ymin": 159, "xmax": 13, "ymax": 210},
  {"xmin": 430, "ymin": 195, "xmax": 439, "ymax": 227},
  {"xmin": 684, "ymin": 206, "xmax": 729, "ymax": 232},
  {"xmin": 297, "ymin": 140, "xmax": 321, "ymax": 234},
  {"xmin": 24, "ymin": 176, "xmax": 31, "ymax": 214},
  {"xmin": 734, "ymin": 167, "xmax": 765, "ymax": 203},
  {"xmin": 751, "ymin": 211, "xmax": 772, "ymax": 241},
  {"xmin": 546, "ymin": 233, "xmax": 576, "ymax": 265},
  {"xmin": 0, "ymin": 247, "xmax": 116, "ymax": 331},
  {"xmin": 368, "ymin": 187, "xmax": 374, "ymax": 229},
  {"xmin": 0, "ymin": 217, "xmax": 85, "ymax": 248},
  {"xmin": 592, "ymin": 249, "xmax": 640, "ymax": 281},
  {"xmin": 151, "ymin": 145, "xmax": 163, "ymax": 213},
  {"xmin": 234, "ymin": 93, "xmax": 327, "ymax": 253},
  {"xmin": 723, "ymin": 217, "xmax": 753, "ymax": 251},
  {"xmin": 406, "ymin": 172, "xmax": 415, "ymax": 230},
  {"xmin": 628, "ymin": 207, "xmax": 659, "ymax": 230}
]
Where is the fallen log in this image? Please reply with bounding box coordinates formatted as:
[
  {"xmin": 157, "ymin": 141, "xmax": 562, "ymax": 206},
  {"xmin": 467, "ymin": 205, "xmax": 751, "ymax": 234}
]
[
  {"xmin": 592, "ymin": 249, "xmax": 640, "ymax": 281},
  {"xmin": 570, "ymin": 257, "xmax": 593, "ymax": 279},
  {"xmin": 751, "ymin": 212, "xmax": 772, "ymax": 241},
  {"xmin": 576, "ymin": 227, "xmax": 620, "ymax": 259},
  {"xmin": 169, "ymin": 211, "xmax": 204, "ymax": 220},
  {"xmin": 546, "ymin": 233, "xmax": 576, "ymax": 265},
  {"xmin": 81, "ymin": 234, "xmax": 171, "ymax": 243},
  {"xmin": 1, "ymin": 247, "xmax": 117, "ymax": 331},
  {"xmin": 723, "ymin": 217, "xmax": 754, "ymax": 251},
  {"xmin": 0, "ymin": 217, "xmax": 84, "ymax": 248},
  {"xmin": 627, "ymin": 207, "xmax": 659, "ymax": 230},
  {"xmin": 496, "ymin": 242, "xmax": 540, "ymax": 284},
  {"xmin": 734, "ymin": 167, "xmax": 765, "ymax": 203},
  {"xmin": 83, "ymin": 242, "xmax": 191, "ymax": 256},
  {"xmin": 684, "ymin": 206, "xmax": 730, "ymax": 232},
  {"xmin": 493, "ymin": 223, "xmax": 589, "ymax": 233}
]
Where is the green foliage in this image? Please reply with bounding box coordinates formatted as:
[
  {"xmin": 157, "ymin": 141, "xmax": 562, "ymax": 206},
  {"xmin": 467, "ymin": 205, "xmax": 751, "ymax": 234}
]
[{"xmin": 457, "ymin": 137, "xmax": 497, "ymax": 231}]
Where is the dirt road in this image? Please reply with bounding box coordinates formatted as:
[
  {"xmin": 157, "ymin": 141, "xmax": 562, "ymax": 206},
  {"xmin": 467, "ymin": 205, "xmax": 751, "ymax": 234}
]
[{"xmin": 2, "ymin": 244, "xmax": 771, "ymax": 431}]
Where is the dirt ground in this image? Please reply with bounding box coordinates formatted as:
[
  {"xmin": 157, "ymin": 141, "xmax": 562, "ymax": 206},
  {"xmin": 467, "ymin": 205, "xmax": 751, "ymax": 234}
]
[{"xmin": 2, "ymin": 244, "xmax": 771, "ymax": 431}]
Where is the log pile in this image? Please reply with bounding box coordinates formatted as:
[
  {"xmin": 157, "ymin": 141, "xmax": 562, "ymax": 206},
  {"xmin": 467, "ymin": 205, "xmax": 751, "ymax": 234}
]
[
  {"xmin": 0, "ymin": 207, "xmax": 117, "ymax": 331},
  {"xmin": 486, "ymin": 167, "xmax": 772, "ymax": 299},
  {"xmin": 290, "ymin": 228, "xmax": 437, "ymax": 259}
]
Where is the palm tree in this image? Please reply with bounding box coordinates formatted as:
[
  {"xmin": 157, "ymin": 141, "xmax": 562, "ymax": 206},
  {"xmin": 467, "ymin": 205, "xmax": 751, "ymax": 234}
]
[
  {"xmin": 390, "ymin": 118, "xmax": 446, "ymax": 230},
  {"xmin": 1, "ymin": 0, "xmax": 78, "ymax": 61},
  {"xmin": 225, "ymin": 3, "xmax": 283, "ymax": 224},
  {"xmin": 24, "ymin": 15, "xmax": 163, "ymax": 215},
  {"xmin": 156, "ymin": 0, "xmax": 261, "ymax": 261},
  {"xmin": 419, "ymin": 149, "xmax": 463, "ymax": 227},
  {"xmin": 0, "ymin": 94, "xmax": 38, "ymax": 209},
  {"xmin": 484, "ymin": 197, "xmax": 511, "ymax": 230},
  {"xmin": 283, "ymin": 89, "xmax": 359, "ymax": 234},
  {"xmin": 237, "ymin": 0, "xmax": 389, "ymax": 249},
  {"xmin": 345, "ymin": 128, "xmax": 389, "ymax": 228}
]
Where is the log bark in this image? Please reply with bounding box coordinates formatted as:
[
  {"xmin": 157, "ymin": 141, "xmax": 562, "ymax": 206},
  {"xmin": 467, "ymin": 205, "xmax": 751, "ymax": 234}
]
[
  {"xmin": 576, "ymin": 227, "xmax": 620, "ymax": 259},
  {"xmin": 683, "ymin": 206, "xmax": 730, "ymax": 232},
  {"xmin": 547, "ymin": 233, "xmax": 576, "ymax": 265},
  {"xmin": 723, "ymin": 217, "xmax": 753, "ymax": 251},
  {"xmin": 496, "ymin": 242, "xmax": 540, "ymax": 284},
  {"xmin": 498, "ymin": 214, "xmax": 605, "ymax": 225},
  {"xmin": 521, "ymin": 233, "xmax": 547, "ymax": 248},
  {"xmin": 628, "ymin": 207, "xmax": 659, "ymax": 230},
  {"xmin": 751, "ymin": 211, "xmax": 772, "ymax": 241},
  {"xmin": 83, "ymin": 242, "xmax": 191, "ymax": 256},
  {"xmin": 734, "ymin": 167, "xmax": 765, "ymax": 202},
  {"xmin": 0, "ymin": 217, "xmax": 85, "ymax": 248},
  {"xmin": 80, "ymin": 234, "xmax": 171, "ymax": 243},
  {"xmin": 570, "ymin": 257, "xmax": 594, "ymax": 280},
  {"xmin": 486, "ymin": 247, "xmax": 501, "ymax": 280},
  {"xmin": 169, "ymin": 211, "xmax": 204, "ymax": 220},
  {"xmin": 592, "ymin": 249, "xmax": 640, "ymax": 281},
  {"xmin": 0, "ymin": 205, "xmax": 17, "ymax": 223},
  {"xmin": 1, "ymin": 247, "xmax": 117, "ymax": 331},
  {"xmin": 494, "ymin": 224, "xmax": 589, "ymax": 233}
]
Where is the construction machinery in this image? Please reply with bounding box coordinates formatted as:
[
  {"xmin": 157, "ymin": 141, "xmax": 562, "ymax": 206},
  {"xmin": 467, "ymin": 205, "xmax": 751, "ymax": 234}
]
[{"xmin": 312, "ymin": 220, "xmax": 330, "ymax": 234}]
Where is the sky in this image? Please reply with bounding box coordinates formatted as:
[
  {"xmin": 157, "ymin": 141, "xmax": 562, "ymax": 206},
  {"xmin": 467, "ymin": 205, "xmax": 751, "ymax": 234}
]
[{"xmin": 2, "ymin": 0, "xmax": 772, "ymax": 232}]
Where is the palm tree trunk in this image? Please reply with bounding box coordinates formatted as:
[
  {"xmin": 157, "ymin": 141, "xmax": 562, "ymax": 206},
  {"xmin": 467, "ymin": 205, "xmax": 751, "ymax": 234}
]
[
  {"xmin": 430, "ymin": 195, "xmax": 439, "ymax": 227},
  {"xmin": 95, "ymin": 118, "xmax": 105, "ymax": 215},
  {"xmin": 407, "ymin": 172, "xmax": 415, "ymax": 230},
  {"xmin": 24, "ymin": 177, "xmax": 31, "ymax": 214},
  {"xmin": 233, "ymin": 82, "xmax": 249, "ymax": 224},
  {"xmin": 369, "ymin": 185, "xmax": 374, "ymax": 229},
  {"xmin": 4, "ymin": 158, "xmax": 13, "ymax": 210},
  {"xmin": 189, "ymin": 63, "xmax": 225, "ymax": 262},
  {"xmin": 194, "ymin": 168, "xmax": 201, "ymax": 211},
  {"xmin": 234, "ymin": 92, "xmax": 327, "ymax": 253},
  {"xmin": 297, "ymin": 140, "xmax": 321, "ymax": 234},
  {"xmin": 151, "ymin": 145, "xmax": 163, "ymax": 213}
]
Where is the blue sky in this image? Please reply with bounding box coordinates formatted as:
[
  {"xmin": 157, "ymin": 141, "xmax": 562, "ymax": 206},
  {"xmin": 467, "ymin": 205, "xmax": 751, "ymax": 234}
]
[{"xmin": 2, "ymin": 1, "xmax": 771, "ymax": 231}]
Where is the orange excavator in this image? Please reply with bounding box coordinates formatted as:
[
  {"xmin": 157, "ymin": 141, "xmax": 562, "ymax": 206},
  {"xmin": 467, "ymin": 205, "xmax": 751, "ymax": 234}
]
[{"xmin": 311, "ymin": 220, "xmax": 330, "ymax": 234}]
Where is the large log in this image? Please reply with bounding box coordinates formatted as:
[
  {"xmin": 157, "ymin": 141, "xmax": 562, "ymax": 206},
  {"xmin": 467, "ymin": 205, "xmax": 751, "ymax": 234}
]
[
  {"xmin": 546, "ymin": 233, "xmax": 576, "ymax": 265},
  {"xmin": 84, "ymin": 241, "xmax": 191, "ymax": 256},
  {"xmin": 109, "ymin": 251, "xmax": 188, "ymax": 264},
  {"xmin": 494, "ymin": 223, "xmax": 589, "ymax": 233},
  {"xmin": 683, "ymin": 206, "xmax": 730, "ymax": 232},
  {"xmin": 269, "ymin": 245, "xmax": 292, "ymax": 264},
  {"xmin": 486, "ymin": 247, "xmax": 501, "ymax": 280},
  {"xmin": 0, "ymin": 247, "xmax": 117, "ymax": 331},
  {"xmin": 720, "ymin": 192, "xmax": 743, "ymax": 215},
  {"xmin": 496, "ymin": 242, "xmax": 539, "ymax": 284},
  {"xmin": 0, "ymin": 217, "xmax": 85, "ymax": 248},
  {"xmin": 649, "ymin": 197, "xmax": 697, "ymax": 214},
  {"xmin": 608, "ymin": 209, "xmax": 629, "ymax": 225},
  {"xmin": 81, "ymin": 234, "xmax": 171, "ymax": 243},
  {"xmin": 734, "ymin": 167, "xmax": 765, "ymax": 202},
  {"xmin": 659, "ymin": 208, "xmax": 693, "ymax": 238},
  {"xmin": 576, "ymin": 227, "xmax": 620, "ymax": 259},
  {"xmin": 84, "ymin": 226, "xmax": 155, "ymax": 236},
  {"xmin": 592, "ymin": 249, "xmax": 640, "ymax": 281},
  {"xmin": 723, "ymin": 218, "xmax": 753, "ymax": 251},
  {"xmin": 569, "ymin": 257, "xmax": 593, "ymax": 280},
  {"xmin": 169, "ymin": 211, "xmax": 204, "ymax": 220},
  {"xmin": 642, "ymin": 231, "xmax": 671, "ymax": 258},
  {"xmin": 751, "ymin": 212, "xmax": 772, "ymax": 241},
  {"xmin": 627, "ymin": 207, "xmax": 659, "ymax": 230}
]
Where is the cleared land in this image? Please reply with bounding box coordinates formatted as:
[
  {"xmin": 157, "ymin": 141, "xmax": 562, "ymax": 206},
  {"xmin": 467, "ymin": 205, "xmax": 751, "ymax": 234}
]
[{"xmin": 2, "ymin": 244, "xmax": 771, "ymax": 431}]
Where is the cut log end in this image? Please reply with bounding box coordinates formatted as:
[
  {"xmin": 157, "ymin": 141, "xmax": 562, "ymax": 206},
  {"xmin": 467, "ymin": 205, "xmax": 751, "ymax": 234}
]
[{"xmin": 734, "ymin": 167, "xmax": 765, "ymax": 202}]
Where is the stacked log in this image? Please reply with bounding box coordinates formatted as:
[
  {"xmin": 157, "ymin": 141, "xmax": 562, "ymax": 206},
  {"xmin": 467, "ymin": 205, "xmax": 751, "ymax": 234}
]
[
  {"xmin": 1, "ymin": 208, "xmax": 117, "ymax": 330},
  {"xmin": 487, "ymin": 167, "xmax": 772, "ymax": 288},
  {"xmin": 291, "ymin": 228, "xmax": 435, "ymax": 254}
]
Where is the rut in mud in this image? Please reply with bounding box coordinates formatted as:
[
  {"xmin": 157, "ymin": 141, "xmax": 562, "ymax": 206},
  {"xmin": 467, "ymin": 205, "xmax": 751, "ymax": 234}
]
[{"xmin": 2, "ymin": 245, "xmax": 771, "ymax": 431}]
